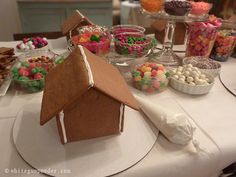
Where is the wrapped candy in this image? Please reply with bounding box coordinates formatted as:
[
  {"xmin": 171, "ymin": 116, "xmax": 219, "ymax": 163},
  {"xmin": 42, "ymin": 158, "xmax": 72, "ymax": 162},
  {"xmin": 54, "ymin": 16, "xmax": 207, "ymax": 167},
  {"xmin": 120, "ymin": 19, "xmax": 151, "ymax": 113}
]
[{"xmin": 186, "ymin": 15, "xmax": 222, "ymax": 57}]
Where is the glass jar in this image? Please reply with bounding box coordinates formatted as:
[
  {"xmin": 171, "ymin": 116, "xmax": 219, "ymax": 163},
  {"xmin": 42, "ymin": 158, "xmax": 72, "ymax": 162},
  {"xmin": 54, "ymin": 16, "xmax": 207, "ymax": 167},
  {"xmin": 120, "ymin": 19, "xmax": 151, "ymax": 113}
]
[
  {"xmin": 210, "ymin": 30, "xmax": 236, "ymax": 61},
  {"xmin": 186, "ymin": 16, "xmax": 222, "ymax": 57}
]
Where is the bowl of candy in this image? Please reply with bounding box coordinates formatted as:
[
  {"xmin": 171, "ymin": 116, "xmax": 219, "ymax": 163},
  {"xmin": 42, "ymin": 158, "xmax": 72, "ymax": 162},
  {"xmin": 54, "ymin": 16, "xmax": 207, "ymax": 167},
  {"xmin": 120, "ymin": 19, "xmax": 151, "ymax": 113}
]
[
  {"xmin": 11, "ymin": 50, "xmax": 56, "ymax": 92},
  {"xmin": 114, "ymin": 32, "xmax": 156, "ymax": 58},
  {"xmin": 164, "ymin": 0, "xmax": 192, "ymax": 16},
  {"xmin": 140, "ymin": 0, "xmax": 164, "ymax": 13},
  {"xmin": 111, "ymin": 25, "xmax": 145, "ymax": 35},
  {"xmin": 70, "ymin": 25, "xmax": 111, "ymax": 56},
  {"xmin": 16, "ymin": 37, "xmax": 49, "ymax": 52},
  {"xmin": 170, "ymin": 64, "xmax": 214, "ymax": 95},
  {"xmin": 183, "ymin": 56, "xmax": 221, "ymax": 77},
  {"xmin": 131, "ymin": 62, "xmax": 170, "ymax": 93},
  {"xmin": 189, "ymin": 1, "xmax": 212, "ymax": 16}
]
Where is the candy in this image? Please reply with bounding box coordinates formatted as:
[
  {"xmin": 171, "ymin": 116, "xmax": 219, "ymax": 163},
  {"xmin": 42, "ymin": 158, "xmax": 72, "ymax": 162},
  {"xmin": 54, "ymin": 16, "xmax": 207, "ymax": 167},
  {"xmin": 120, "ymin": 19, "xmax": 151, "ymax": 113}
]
[
  {"xmin": 171, "ymin": 65, "xmax": 211, "ymax": 86},
  {"xmin": 186, "ymin": 15, "xmax": 222, "ymax": 57},
  {"xmin": 164, "ymin": 0, "xmax": 192, "ymax": 16},
  {"xmin": 71, "ymin": 25, "xmax": 111, "ymax": 56},
  {"xmin": 210, "ymin": 30, "xmax": 236, "ymax": 62},
  {"xmin": 131, "ymin": 62, "xmax": 169, "ymax": 93},
  {"xmin": 16, "ymin": 37, "xmax": 48, "ymax": 51},
  {"xmin": 190, "ymin": 2, "xmax": 212, "ymax": 16},
  {"xmin": 141, "ymin": 0, "xmax": 164, "ymax": 13},
  {"xmin": 114, "ymin": 32, "xmax": 155, "ymax": 57}
]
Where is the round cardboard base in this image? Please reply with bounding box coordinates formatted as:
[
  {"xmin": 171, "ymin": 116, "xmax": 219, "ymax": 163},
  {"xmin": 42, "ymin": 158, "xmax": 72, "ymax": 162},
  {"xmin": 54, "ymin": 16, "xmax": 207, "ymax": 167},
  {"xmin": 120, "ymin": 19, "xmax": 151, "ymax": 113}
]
[{"xmin": 13, "ymin": 102, "xmax": 158, "ymax": 177}]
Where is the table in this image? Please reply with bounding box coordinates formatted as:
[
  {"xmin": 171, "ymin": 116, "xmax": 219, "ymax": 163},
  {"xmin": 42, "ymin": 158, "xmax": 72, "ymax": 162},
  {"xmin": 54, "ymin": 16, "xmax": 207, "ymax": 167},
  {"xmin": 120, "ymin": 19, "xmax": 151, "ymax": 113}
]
[{"xmin": 0, "ymin": 39, "xmax": 236, "ymax": 177}]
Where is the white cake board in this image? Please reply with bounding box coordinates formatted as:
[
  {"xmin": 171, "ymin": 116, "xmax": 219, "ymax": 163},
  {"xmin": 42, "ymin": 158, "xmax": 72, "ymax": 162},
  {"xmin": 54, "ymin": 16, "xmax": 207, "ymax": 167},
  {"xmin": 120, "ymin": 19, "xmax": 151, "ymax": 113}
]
[
  {"xmin": 13, "ymin": 102, "xmax": 158, "ymax": 177},
  {"xmin": 220, "ymin": 61, "xmax": 236, "ymax": 96}
]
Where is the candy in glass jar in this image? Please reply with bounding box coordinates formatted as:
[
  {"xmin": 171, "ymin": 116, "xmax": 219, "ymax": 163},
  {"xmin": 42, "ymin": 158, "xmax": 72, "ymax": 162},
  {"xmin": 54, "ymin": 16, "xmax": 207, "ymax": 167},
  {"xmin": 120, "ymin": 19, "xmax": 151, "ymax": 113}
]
[
  {"xmin": 186, "ymin": 16, "xmax": 222, "ymax": 57},
  {"xmin": 210, "ymin": 30, "xmax": 236, "ymax": 62},
  {"xmin": 141, "ymin": 0, "xmax": 164, "ymax": 13}
]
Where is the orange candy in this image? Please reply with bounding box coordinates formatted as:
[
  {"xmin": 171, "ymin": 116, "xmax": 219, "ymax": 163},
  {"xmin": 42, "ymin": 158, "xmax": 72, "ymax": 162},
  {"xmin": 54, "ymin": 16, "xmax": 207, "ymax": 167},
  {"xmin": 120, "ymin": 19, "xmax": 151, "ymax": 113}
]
[{"xmin": 141, "ymin": 0, "xmax": 164, "ymax": 13}]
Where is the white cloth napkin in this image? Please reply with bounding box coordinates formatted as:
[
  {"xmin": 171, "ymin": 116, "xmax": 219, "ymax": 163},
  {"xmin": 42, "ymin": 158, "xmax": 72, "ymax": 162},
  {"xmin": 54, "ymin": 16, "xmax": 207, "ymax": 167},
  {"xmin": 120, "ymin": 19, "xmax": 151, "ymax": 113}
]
[{"xmin": 135, "ymin": 96, "xmax": 196, "ymax": 146}]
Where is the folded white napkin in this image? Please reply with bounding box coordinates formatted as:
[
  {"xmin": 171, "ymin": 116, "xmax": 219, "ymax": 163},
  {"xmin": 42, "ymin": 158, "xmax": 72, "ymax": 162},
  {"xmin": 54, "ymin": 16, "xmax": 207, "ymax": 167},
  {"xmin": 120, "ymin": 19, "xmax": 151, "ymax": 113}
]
[{"xmin": 135, "ymin": 96, "xmax": 196, "ymax": 146}]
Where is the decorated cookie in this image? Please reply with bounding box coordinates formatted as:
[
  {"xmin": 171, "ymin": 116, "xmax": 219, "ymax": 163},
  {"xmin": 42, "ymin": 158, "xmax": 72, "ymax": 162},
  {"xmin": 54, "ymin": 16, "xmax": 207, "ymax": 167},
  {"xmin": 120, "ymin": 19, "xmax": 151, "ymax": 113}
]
[
  {"xmin": 186, "ymin": 15, "xmax": 222, "ymax": 57},
  {"xmin": 16, "ymin": 37, "xmax": 48, "ymax": 51},
  {"xmin": 131, "ymin": 62, "xmax": 170, "ymax": 93},
  {"xmin": 164, "ymin": 0, "xmax": 192, "ymax": 16},
  {"xmin": 210, "ymin": 30, "xmax": 236, "ymax": 62}
]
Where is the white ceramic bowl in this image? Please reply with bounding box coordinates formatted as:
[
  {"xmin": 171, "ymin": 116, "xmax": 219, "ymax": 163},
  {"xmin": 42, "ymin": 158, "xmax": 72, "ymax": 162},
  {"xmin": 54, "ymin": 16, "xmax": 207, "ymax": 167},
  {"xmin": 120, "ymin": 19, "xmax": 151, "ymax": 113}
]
[
  {"xmin": 182, "ymin": 57, "xmax": 221, "ymax": 77},
  {"xmin": 170, "ymin": 73, "xmax": 215, "ymax": 95}
]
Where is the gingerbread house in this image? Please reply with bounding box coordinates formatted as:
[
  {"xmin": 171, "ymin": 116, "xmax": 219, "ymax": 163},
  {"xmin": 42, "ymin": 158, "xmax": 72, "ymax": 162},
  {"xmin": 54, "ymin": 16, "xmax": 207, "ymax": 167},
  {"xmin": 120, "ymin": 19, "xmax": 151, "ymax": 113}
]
[
  {"xmin": 40, "ymin": 46, "xmax": 139, "ymax": 144},
  {"xmin": 61, "ymin": 10, "xmax": 94, "ymax": 38}
]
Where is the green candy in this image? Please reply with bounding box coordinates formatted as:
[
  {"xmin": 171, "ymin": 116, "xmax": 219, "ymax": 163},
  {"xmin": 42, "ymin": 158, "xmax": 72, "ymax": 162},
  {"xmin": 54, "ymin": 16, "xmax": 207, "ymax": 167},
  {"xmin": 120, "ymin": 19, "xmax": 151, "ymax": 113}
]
[
  {"xmin": 90, "ymin": 35, "xmax": 101, "ymax": 42},
  {"xmin": 165, "ymin": 72, "xmax": 170, "ymax": 78},
  {"xmin": 21, "ymin": 62, "xmax": 29, "ymax": 68},
  {"xmin": 18, "ymin": 76, "xmax": 29, "ymax": 81}
]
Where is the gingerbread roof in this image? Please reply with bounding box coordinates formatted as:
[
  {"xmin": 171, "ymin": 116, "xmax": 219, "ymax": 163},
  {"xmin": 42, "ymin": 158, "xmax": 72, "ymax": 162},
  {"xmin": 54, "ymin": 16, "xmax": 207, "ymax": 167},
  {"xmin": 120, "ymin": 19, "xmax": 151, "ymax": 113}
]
[
  {"xmin": 61, "ymin": 10, "xmax": 94, "ymax": 35},
  {"xmin": 40, "ymin": 46, "xmax": 139, "ymax": 125}
]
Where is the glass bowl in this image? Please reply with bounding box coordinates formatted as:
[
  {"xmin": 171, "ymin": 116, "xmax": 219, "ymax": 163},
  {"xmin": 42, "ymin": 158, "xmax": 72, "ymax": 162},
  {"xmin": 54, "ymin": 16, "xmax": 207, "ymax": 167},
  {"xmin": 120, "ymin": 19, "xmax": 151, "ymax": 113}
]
[
  {"xmin": 70, "ymin": 25, "xmax": 111, "ymax": 56},
  {"xmin": 164, "ymin": 0, "xmax": 192, "ymax": 16},
  {"xmin": 190, "ymin": 2, "xmax": 212, "ymax": 16},
  {"xmin": 131, "ymin": 62, "xmax": 170, "ymax": 93},
  {"xmin": 114, "ymin": 32, "xmax": 156, "ymax": 58},
  {"xmin": 11, "ymin": 50, "xmax": 56, "ymax": 93},
  {"xmin": 111, "ymin": 25, "xmax": 145, "ymax": 35}
]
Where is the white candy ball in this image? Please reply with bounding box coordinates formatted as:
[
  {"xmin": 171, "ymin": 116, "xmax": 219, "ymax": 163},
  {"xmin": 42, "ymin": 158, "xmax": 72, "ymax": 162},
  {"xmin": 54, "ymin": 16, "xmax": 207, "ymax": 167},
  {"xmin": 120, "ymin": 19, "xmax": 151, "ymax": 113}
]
[
  {"xmin": 189, "ymin": 82, "xmax": 196, "ymax": 86},
  {"xmin": 25, "ymin": 45, "xmax": 30, "ymax": 50},
  {"xmin": 187, "ymin": 64, "xmax": 193, "ymax": 68},
  {"xmin": 173, "ymin": 74, "xmax": 179, "ymax": 80},
  {"xmin": 20, "ymin": 43, "xmax": 25, "ymax": 49},
  {"xmin": 187, "ymin": 76, "xmax": 194, "ymax": 83},
  {"xmin": 179, "ymin": 78, "xmax": 185, "ymax": 83},
  {"xmin": 200, "ymin": 74, "xmax": 206, "ymax": 79},
  {"xmin": 180, "ymin": 75, "xmax": 186, "ymax": 80},
  {"xmin": 177, "ymin": 71, "xmax": 182, "ymax": 76},
  {"xmin": 183, "ymin": 71, "xmax": 190, "ymax": 77},
  {"xmin": 27, "ymin": 41, "xmax": 33, "ymax": 45}
]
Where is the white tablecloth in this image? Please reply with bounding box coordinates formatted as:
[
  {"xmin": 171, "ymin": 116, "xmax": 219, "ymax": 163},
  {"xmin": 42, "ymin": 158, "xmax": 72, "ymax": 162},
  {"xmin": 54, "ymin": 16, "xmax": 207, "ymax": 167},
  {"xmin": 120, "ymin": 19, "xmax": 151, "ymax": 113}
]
[{"xmin": 0, "ymin": 39, "xmax": 236, "ymax": 177}]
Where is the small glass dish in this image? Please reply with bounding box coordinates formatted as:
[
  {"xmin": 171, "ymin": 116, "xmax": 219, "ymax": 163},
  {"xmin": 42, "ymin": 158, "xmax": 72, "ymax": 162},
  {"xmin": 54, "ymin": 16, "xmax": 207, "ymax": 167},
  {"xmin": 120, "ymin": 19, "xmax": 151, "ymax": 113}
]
[
  {"xmin": 11, "ymin": 50, "xmax": 56, "ymax": 93},
  {"xmin": 131, "ymin": 62, "xmax": 170, "ymax": 93},
  {"xmin": 12, "ymin": 77, "xmax": 45, "ymax": 93},
  {"xmin": 70, "ymin": 25, "xmax": 111, "ymax": 56},
  {"xmin": 114, "ymin": 32, "xmax": 156, "ymax": 58},
  {"xmin": 110, "ymin": 25, "xmax": 146, "ymax": 35}
]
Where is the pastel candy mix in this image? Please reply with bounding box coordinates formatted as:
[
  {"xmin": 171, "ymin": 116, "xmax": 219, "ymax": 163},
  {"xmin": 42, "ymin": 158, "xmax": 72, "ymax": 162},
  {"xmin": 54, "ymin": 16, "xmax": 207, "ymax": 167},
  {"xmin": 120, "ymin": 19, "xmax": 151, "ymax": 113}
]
[
  {"xmin": 131, "ymin": 62, "xmax": 170, "ymax": 93},
  {"xmin": 186, "ymin": 16, "xmax": 222, "ymax": 57},
  {"xmin": 16, "ymin": 37, "xmax": 48, "ymax": 51},
  {"xmin": 190, "ymin": 2, "xmax": 212, "ymax": 15},
  {"xmin": 210, "ymin": 30, "xmax": 236, "ymax": 62}
]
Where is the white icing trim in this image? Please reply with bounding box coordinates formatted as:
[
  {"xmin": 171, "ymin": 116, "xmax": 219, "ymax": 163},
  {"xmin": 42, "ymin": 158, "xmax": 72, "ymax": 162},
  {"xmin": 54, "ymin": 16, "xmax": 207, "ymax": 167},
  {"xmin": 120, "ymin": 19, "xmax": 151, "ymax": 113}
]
[
  {"xmin": 76, "ymin": 10, "xmax": 84, "ymax": 19},
  {"xmin": 59, "ymin": 111, "xmax": 67, "ymax": 144},
  {"xmin": 119, "ymin": 104, "xmax": 124, "ymax": 131},
  {"xmin": 78, "ymin": 45, "xmax": 94, "ymax": 87}
]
